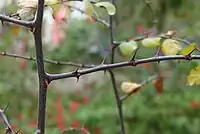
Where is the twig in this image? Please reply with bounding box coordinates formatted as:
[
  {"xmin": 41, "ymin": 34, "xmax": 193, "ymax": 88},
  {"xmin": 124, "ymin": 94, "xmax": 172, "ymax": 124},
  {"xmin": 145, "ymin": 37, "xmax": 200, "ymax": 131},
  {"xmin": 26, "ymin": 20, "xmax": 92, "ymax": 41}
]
[
  {"xmin": 143, "ymin": 0, "xmax": 157, "ymax": 24},
  {"xmin": 61, "ymin": 127, "xmax": 90, "ymax": 134},
  {"xmin": 0, "ymin": 52, "xmax": 94, "ymax": 68},
  {"xmin": 67, "ymin": 4, "xmax": 109, "ymax": 28}
]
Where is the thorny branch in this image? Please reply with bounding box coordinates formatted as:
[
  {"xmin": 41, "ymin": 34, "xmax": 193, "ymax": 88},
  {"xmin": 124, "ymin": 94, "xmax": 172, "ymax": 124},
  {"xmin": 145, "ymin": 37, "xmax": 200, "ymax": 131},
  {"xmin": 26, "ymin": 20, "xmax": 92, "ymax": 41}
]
[
  {"xmin": 32, "ymin": 0, "xmax": 48, "ymax": 134},
  {"xmin": 0, "ymin": 0, "xmax": 200, "ymax": 134},
  {"xmin": 47, "ymin": 55, "xmax": 200, "ymax": 81}
]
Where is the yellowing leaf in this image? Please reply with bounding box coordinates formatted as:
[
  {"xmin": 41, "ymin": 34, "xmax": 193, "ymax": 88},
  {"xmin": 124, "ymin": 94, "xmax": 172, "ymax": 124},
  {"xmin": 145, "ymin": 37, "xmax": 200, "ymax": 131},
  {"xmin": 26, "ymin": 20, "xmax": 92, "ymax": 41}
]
[
  {"xmin": 187, "ymin": 65, "xmax": 200, "ymax": 86},
  {"xmin": 153, "ymin": 76, "xmax": 163, "ymax": 94},
  {"xmin": 181, "ymin": 43, "xmax": 196, "ymax": 56},
  {"xmin": 121, "ymin": 82, "xmax": 142, "ymax": 93},
  {"xmin": 84, "ymin": 0, "xmax": 95, "ymax": 17},
  {"xmin": 94, "ymin": 2, "xmax": 116, "ymax": 16},
  {"xmin": 119, "ymin": 40, "xmax": 138, "ymax": 57},
  {"xmin": 161, "ymin": 39, "xmax": 181, "ymax": 56},
  {"xmin": 141, "ymin": 37, "xmax": 161, "ymax": 47}
]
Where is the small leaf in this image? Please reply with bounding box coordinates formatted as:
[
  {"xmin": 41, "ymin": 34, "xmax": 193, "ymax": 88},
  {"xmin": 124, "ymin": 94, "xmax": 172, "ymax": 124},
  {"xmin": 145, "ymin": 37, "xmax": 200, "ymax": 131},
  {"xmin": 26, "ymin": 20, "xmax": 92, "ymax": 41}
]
[
  {"xmin": 161, "ymin": 39, "xmax": 181, "ymax": 56},
  {"xmin": 141, "ymin": 37, "xmax": 161, "ymax": 47},
  {"xmin": 94, "ymin": 2, "xmax": 116, "ymax": 16},
  {"xmin": 187, "ymin": 65, "xmax": 200, "ymax": 86},
  {"xmin": 121, "ymin": 82, "xmax": 142, "ymax": 93},
  {"xmin": 181, "ymin": 43, "xmax": 196, "ymax": 56},
  {"xmin": 119, "ymin": 40, "xmax": 138, "ymax": 57}
]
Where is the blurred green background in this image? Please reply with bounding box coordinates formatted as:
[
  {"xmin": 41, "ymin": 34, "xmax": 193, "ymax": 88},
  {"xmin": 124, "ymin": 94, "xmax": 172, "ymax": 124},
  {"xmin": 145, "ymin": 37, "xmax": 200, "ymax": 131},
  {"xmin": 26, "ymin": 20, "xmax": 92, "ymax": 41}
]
[{"xmin": 1, "ymin": 0, "xmax": 200, "ymax": 133}]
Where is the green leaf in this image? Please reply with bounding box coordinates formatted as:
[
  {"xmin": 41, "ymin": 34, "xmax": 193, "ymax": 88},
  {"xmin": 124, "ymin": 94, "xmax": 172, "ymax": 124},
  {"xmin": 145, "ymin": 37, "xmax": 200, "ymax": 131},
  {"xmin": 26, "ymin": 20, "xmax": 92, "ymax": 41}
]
[
  {"xmin": 181, "ymin": 43, "xmax": 196, "ymax": 55},
  {"xmin": 119, "ymin": 40, "xmax": 138, "ymax": 57},
  {"xmin": 94, "ymin": 2, "xmax": 116, "ymax": 16},
  {"xmin": 141, "ymin": 37, "xmax": 161, "ymax": 47}
]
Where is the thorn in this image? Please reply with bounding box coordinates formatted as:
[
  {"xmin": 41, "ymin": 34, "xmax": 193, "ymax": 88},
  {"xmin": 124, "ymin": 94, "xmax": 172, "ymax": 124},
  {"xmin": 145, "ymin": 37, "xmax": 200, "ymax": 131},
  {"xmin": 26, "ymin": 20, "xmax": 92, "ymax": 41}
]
[
  {"xmin": 104, "ymin": 70, "xmax": 107, "ymax": 75},
  {"xmin": 185, "ymin": 55, "xmax": 192, "ymax": 61},
  {"xmin": 132, "ymin": 61, "xmax": 136, "ymax": 66},
  {"xmin": 1, "ymin": 20, "xmax": 4, "ymax": 26},
  {"xmin": 101, "ymin": 56, "xmax": 107, "ymax": 65},
  {"xmin": 72, "ymin": 68, "xmax": 80, "ymax": 74},
  {"xmin": 30, "ymin": 28, "xmax": 35, "ymax": 33},
  {"xmin": 76, "ymin": 76, "xmax": 80, "ymax": 83}
]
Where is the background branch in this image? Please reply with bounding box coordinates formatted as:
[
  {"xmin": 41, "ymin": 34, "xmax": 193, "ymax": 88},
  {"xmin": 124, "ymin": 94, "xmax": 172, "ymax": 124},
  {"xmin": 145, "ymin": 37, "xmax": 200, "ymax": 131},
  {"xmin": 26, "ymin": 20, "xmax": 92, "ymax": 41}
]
[
  {"xmin": 0, "ymin": 52, "xmax": 94, "ymax": 68},
  {"xmin": 61, "ymin": 127, "xmax": 90, "ymax": 134}
]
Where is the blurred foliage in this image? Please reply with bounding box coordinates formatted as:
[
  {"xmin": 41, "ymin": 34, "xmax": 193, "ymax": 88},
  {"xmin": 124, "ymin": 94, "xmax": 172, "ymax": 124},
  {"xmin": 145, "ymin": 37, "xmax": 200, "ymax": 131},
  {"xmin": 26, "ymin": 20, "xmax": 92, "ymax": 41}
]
[{"xmin": 1, "ymin": 0, "xmax": 200, "ymax": 134}]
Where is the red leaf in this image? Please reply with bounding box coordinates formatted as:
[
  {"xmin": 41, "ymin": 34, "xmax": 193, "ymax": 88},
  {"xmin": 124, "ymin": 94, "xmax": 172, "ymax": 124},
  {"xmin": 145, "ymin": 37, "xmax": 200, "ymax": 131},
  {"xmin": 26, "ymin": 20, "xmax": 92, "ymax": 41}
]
[{"xmin": 153, "ymin": 76, "xmax": 164, "ymax": 94}]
